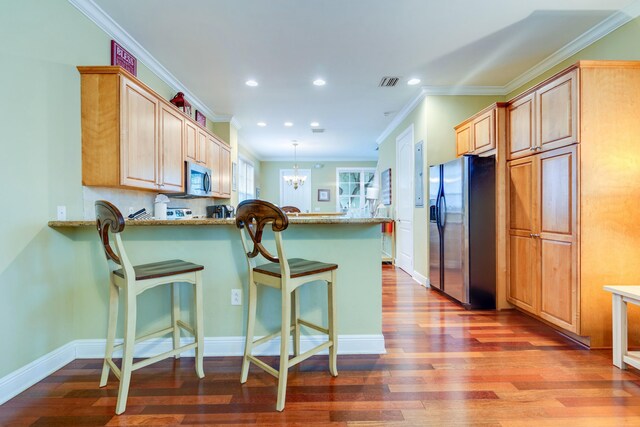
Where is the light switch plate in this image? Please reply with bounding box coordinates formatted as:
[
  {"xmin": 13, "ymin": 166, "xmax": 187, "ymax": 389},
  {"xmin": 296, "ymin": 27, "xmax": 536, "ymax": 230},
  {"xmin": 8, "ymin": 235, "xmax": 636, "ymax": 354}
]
[{"xmin": 57, "ymin": 206, "xmax": 66, "ymax": 221}]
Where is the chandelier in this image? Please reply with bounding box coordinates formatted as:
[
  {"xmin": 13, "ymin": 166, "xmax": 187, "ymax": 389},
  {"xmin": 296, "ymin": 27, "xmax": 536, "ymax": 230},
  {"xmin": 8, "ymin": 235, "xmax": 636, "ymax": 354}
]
[{"xmin": 283, "ymin": 142, "xmax": 307, "ymax": 190}]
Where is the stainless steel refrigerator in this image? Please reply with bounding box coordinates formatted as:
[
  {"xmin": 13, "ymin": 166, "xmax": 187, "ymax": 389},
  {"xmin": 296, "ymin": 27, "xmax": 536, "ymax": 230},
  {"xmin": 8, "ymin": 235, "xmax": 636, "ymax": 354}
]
[{"xmin": 428, "ymin": 155, "xmax": 496, "ymax": 309}]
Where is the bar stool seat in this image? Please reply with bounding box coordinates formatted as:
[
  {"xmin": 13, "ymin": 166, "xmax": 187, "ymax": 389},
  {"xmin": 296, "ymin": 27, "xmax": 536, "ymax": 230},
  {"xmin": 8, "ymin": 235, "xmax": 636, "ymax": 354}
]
[
  {"xmin": 113, "ymin": 259, "xmax": 204, "ymax": 280},
  {"xmin": 254, "ymin": 258, "xmax": 337, "ymax": 278},
  {"xmin": 236, "ymin": 199, "xmax": 338, "ymax": 411},
  {"xmin": 95, "ymin": 201, "xmax": 205, "ymax": 415}
]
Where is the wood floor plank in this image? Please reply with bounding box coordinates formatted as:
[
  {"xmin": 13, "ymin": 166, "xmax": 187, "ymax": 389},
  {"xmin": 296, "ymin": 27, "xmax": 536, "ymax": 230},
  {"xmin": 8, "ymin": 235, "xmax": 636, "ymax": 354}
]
[{"xmin": 1, "ymin": 265, "xmax": 639, "ymax": 425}]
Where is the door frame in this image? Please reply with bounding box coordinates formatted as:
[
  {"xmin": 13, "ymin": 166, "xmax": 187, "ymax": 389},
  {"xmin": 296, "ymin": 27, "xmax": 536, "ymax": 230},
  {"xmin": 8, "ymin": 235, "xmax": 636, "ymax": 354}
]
[{"xmin": 395, "ymin": 124, "xmax": 414, "ymax": 274}]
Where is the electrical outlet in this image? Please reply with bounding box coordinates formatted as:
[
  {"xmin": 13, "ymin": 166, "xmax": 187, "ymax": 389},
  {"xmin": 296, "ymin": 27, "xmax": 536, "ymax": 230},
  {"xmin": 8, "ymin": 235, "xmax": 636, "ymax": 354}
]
[
  {"xmin": 231, "ymin": 289, "xmax": 242, "ymax": 306},
  {"xmin": 56, "ymin": 206, "xmax": 67, "ymax": 221}
]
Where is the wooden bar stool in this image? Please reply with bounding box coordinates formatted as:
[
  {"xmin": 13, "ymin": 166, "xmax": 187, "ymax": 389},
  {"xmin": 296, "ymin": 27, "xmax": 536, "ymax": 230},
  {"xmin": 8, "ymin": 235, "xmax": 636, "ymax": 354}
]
[
  {"xmin": 281, "ymin": 206, "xmax": 300, "ymax": 213},
  {"xmin": 235, "ymin": 199, "xmax": 338, "ymax": 411},
  {"xmin": 95, "ymin": 201, "xmax": 205, "ymax": 414}
]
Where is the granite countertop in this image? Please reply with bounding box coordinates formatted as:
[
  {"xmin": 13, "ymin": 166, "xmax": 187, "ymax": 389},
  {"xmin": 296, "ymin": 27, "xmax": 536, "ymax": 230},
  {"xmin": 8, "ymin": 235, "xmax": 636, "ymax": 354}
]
[{"xmin": 48, "ymin": 217, "xmax": 392, "ymax": 227}]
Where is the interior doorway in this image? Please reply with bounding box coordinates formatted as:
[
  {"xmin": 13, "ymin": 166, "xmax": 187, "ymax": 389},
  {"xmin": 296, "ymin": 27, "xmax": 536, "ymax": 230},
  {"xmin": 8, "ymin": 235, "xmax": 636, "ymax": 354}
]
[{"xmin": 395, "ymin": 125, "xmax": 414, "ymax": 275}]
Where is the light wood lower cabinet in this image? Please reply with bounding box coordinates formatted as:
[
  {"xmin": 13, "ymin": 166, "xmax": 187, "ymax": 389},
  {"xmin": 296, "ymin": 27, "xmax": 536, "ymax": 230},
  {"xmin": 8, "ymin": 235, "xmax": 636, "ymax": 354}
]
[{"xmin": 507, "ymin": 145, "xmax": 578, "ymax": 333}]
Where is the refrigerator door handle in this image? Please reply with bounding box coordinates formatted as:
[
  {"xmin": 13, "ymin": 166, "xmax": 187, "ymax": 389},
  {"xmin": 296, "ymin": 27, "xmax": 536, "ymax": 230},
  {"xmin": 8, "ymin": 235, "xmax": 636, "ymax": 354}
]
[{"xmin": 438, "ymin": 194, "xmax": 447, "ymax": 228}]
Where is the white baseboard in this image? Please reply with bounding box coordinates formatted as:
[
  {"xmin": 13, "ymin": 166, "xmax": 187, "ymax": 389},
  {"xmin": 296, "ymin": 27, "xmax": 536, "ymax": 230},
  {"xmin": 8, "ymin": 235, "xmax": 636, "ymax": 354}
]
[
  {"xmin": 0, "ymin": 342, "xmax": 76, "ymax": 406},
  {"xmin": 0, "ymin": 334, "xmax": 385, "ymax": 405},
  {"xmin": 412, "ymin": 271, "xmax": 428, "ymax": 286}
]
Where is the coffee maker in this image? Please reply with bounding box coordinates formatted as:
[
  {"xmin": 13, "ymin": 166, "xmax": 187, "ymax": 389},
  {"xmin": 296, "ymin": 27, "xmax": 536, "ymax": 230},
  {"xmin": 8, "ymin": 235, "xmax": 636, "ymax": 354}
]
[{"xmin": 207, "ymin": 205, "xmax": 235, "ymax": 218}]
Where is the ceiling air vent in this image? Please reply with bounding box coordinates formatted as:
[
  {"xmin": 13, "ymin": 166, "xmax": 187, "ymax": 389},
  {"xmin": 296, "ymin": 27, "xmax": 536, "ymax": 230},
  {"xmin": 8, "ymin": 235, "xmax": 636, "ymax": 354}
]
[
  {"xmin": 311, "ymin": 128, "xmax": 325, "ymax": 134},
  {"xmin": 378, "ymin": 76, "xmax": 400, "ymax": 87}
]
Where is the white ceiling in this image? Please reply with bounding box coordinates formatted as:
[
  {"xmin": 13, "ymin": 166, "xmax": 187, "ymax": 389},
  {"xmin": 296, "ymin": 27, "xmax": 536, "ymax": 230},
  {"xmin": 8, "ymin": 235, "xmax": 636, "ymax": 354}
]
[{"xmin": 89, "ymin": 0, "xmax": 638, "ymax": 161}]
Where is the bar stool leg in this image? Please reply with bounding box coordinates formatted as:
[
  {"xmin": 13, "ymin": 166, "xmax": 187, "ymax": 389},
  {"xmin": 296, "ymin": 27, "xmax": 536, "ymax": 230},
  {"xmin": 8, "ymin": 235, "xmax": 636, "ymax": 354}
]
[
  {"xmin": 328, "ymin": 270, "xmax": 338, "ymax": 377},
  {"xmin": 116, "ymin": 291, "xmax": 137, "ymax": 415},
  {"xmin": 241, "ymin": 280, "xmax": 258, "ymax": 383},
  {"xmin": 292, "ymin": 288, "xmax": 300, "ymax": 357},
  {"xmin": 194, "ymin": 271, "xmax": 205, "ymax": 378},
  {"xmin": 276, "ymin": 289, "xmax": 292, "ymax": 412},
  {"xmin": 171, "ymin": 283, "xmax": 181, "ymax": 359},
  {"xmin": 100, "ymin": 282, "xmax": 119, "ymax": 387}
]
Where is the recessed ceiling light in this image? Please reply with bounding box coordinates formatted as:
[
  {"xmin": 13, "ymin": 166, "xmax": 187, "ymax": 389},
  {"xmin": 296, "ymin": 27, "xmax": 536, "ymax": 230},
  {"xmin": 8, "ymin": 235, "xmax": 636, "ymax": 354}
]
[
  {"xmin": 284, "ymin": 122, "xmax": 293, "ymax": 127},
  {"xmin": 245, "ymin": 79, "xmax": 258, "ymax": 87},
  {"xmin": 257, "ymin": 122, "xmax": 266, "ymax": 127},
  {"xmin": 310, "ymin": 122, "xmax": 320, "ymax": 127},
  {"xmin": 313, "ymin": 79, "xmax": 326, "ymax": 86},
  {"xmin": 407, "ymin": 78, "xmax": 421, "ymax": 86}
]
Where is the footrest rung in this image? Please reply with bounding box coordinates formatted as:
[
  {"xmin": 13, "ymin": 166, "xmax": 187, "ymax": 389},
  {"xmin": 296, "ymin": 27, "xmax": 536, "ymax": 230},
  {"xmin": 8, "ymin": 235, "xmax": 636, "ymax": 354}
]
[
  {"xmin": 105, "ymin": 358, "xmax": 121, "ymax": 380},
  {"xmin": 289, "ymin": 341, "xmax": 333, "ymax": 367},
  {"xmin": 247, "ymin": 355, "xmax": 279, "ymax": 378},
  {"xmin": 298, "ymin": 319, "xmax": 329, "ymax": 335},
  {"xmin": 131, "ymin": 342, "xmax": 198, "ymax": 371}
]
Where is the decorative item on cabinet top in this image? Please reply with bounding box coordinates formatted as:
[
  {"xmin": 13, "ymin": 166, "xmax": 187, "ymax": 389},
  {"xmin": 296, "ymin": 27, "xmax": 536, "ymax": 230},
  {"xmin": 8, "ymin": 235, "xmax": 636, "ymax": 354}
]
[{"xmin": 170, "ymin": 92, "xmax": 192, "ymax": 117}]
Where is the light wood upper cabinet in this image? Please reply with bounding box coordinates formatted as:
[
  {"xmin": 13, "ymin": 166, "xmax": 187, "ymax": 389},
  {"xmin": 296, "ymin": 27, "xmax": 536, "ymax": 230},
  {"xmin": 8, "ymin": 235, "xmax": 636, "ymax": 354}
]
[
  {"xmin": 159, "ymin": 103, "xmax": 184, "ymax": 192},
  {"xmin": 185, "ymin": 121, "xmax": 198, "ymax": 163},
  {"xmin": 197, "ymin": 130, "xmax": 208, "ymax": 165},
  {"xmin": 79, "ymin": 66, "xmax": 230, "ymax": 195},
  {"xmin": 472, "ymin": 109, "xmax": 495, "ymax": 153},
  {"xmin": 537, "ymin": 70, "xmax": 579, "ymax": 152},
  {"xmin": 508, "ymin": 69, "xmax": 579, "ymax": 160},
  {"xmin": 455, "ymin": 123, "xmax": 471, "ymax": 157},
  {"xmin": 219, "ymin": 144, "xmax": 232, "ymax": 197},
  {"xmin": 455, "ymin": 103, "xmax": 505, "ymax": 157},
  {"xmin": 508, "ymin": 93, "xmax": 535, "ymax": 159},
  {"xmin": 207, "ymin": 136, "xmax": 221, "ymax": 195},
  {"xmin": 120, "ymin": 77, "xmax": 158, "ymax": 190}
]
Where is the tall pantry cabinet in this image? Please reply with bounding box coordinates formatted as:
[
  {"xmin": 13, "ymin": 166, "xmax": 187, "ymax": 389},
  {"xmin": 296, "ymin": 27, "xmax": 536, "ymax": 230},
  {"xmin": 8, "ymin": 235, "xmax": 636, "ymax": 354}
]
[{"xmin": 506, "ymin": 61, "xmax": 640, "ymax": 347}]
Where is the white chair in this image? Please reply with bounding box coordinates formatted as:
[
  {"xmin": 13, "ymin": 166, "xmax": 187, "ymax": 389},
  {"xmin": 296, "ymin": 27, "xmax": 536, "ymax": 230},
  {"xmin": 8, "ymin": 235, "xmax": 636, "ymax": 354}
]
[
  {"xmin": 95, "ymin": 200, "xmax": 205, "ymax": 414},
  {"xmin": 235, "ymin": 199, "xmax": 338, "ymax": 411}
]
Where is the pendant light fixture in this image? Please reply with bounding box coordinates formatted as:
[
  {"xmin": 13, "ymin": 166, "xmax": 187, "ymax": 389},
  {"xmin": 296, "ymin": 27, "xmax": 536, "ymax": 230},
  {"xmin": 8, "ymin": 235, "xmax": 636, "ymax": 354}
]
[{"xmin": 283, "ymin": 142, "xmax": 306, "ymax": 190}]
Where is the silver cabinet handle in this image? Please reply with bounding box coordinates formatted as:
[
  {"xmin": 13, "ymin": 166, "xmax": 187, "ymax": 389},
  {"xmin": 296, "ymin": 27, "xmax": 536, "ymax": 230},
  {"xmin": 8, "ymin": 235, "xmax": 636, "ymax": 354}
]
[{"xmin": 529, "ymin": 233, "xmax": 540, "ymax": 238}]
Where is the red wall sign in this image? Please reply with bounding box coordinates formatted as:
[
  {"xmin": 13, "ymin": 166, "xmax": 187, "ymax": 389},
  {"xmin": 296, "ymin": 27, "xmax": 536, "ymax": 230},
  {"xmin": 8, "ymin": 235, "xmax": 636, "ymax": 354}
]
[{"xmin": 111, "ymin": 40, "xmax": 137, "ymax": 76}]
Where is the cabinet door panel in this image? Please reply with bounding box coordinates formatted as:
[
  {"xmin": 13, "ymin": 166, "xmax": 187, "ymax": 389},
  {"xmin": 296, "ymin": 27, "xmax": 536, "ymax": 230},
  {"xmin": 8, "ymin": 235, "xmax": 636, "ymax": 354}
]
[
  {"xmin": 537, "ymin": 69, "xmax": 579, "ymax": 151},
  {"xmin": 473, "ymin": 110, "xmax": 495, "ymax": 153},
  {"xmin": 456, "ymin": 124, "xmax": 471, "ymax": 157},
  {"xmin": 540, "ymin": 148, "xmax": 575, "ymax": 235},
  {"xmin": 121, "ymin": 78, "xmax": 157, "ymax": 189},
  {"xmin": 508, "ymin": 159, "xmax": 535, "ymax": 232},
  {"xmin": 185, "ymin": 122, "xmax": 197, "ymax": 162},
  {"xmin": 208, "ymin": 137, "xmax": 221, "ymax": 196},
  {"xmin": 509, "ymin": 235, "xmax": 536, "ymax": 313},
  {"xmin": 197, "ymin": 130, "xmax": 207, "ymax": 165},
  {"xmin": 508, "ymin": 93, "xmax": 535, "ymax": 160},
  {"xmin": 539, "ymin": 239, "xmax": 576, "ymax": 331},
  {"xmin": 160, "ymin": 105, "xmax": 184, "ymax": 192},
  {"xmin": 220, "ymin": 146, "xmax": 231, "ymax": 196}
]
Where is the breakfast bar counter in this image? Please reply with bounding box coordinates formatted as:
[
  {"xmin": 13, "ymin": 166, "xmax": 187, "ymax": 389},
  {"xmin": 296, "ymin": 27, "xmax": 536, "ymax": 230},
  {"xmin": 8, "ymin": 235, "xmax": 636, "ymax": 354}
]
[{"xmin": 48, "ymin": 217, "xmax": 389, "ymax": 356}]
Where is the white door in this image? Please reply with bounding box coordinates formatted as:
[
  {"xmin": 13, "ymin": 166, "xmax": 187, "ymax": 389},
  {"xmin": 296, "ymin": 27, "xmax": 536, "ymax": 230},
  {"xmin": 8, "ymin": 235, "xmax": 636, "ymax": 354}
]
[
  {"xmin": 396, "ymin": 125, "xmax": 414, "ymax": 274},
  {"xmin": 280, "ymin": 169, "xmax": 312, "ymax": 212}
]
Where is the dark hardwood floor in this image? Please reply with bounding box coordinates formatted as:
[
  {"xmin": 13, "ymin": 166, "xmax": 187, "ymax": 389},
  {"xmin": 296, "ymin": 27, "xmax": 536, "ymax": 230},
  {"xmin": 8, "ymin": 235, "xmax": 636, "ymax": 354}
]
[{"xmin": 2, "ymin": 265, "xmax": 640, "ymax": 426}]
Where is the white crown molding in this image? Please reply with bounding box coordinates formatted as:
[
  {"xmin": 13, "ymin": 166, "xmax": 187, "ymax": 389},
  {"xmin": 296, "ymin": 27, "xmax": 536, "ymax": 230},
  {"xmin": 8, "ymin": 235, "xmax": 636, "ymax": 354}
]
[
  {"xmin": 503, "ymin": 0, "xmax": 640, "ymax": 94},
  {"xmin": 376, "ymin": 88, "xmax": 426, "ymax": 145},
  {"xmin": 422, "ymin": 85, "xmax": 506, "ymax": 96},
  {"xmin": 68, "ymin": 0, "xmax": 217, "ymax": 119},
  {"xmin": 210, "ymin": 115, "xmax": 243, "ymax": 130},
  {"xmin": 0, "ymin": 334, "xmax": 385, "ymax": 404},
  {"xmin": 262, "ymin": 156, "xmax": 378, "ymax": 162}
]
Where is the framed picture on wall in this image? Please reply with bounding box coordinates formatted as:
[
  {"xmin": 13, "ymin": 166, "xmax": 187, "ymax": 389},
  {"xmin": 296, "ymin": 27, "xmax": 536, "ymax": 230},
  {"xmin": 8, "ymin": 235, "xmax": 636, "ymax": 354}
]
[{"xmin": 318, "ymin": 189, "xmax": 330, "ymax": 202}]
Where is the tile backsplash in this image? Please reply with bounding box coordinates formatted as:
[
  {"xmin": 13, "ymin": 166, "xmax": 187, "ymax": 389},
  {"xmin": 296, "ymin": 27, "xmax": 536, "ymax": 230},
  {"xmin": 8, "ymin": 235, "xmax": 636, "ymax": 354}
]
[{"xmin": 82, "ymin": 187, "xmax": 217, "ymax": 220}]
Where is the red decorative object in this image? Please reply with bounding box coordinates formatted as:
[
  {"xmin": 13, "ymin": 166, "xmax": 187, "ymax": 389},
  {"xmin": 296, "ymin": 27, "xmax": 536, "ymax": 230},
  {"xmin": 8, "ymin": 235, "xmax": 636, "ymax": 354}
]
[
  {"xmin": 170, "ymin": 92, "xmax": 192, "ymax": 116},
  {"xmin": 110, "ymin": 40, "xmax": 137, "ymax": 76},
  {"xmin": 195, "ymin": 110, "xmax": 206, "ymax": 127}
]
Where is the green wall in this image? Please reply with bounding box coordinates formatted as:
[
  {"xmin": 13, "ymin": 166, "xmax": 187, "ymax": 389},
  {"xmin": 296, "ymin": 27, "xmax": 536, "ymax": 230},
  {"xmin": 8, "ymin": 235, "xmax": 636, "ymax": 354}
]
[{"xmin": 260, "ymin": 161, "xmax": 377, "ymax": 212}]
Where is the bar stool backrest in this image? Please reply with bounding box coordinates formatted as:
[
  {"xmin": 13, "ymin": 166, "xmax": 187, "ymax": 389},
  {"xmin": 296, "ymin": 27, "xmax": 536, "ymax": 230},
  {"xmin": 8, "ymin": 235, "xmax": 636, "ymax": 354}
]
[
  {"xmin": 95, "ymin": 200, "xmax": 134, "ymax": 280},
  {"xmin": 281, "ymin": 206, "xmax": 300, "ymax": 213},
  {"xmin": 236, "ymin": 200, "xmax": 290, "ymax": 276}
]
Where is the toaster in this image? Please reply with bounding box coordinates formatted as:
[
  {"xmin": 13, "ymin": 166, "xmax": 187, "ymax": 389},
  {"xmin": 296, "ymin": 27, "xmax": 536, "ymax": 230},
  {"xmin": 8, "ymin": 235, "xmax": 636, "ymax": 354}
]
[{"xmin": 166, "ymin": 207, "xmax": 193, "ymax": 220}]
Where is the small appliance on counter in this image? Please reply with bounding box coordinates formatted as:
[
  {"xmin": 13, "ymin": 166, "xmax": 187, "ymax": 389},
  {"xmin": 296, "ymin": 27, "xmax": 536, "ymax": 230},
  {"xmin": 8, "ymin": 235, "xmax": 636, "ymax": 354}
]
[
  {"xmin": 206, "ymin": 205, "xmax": 234, "ymax": 218},
  {"xmin": 166, "ymin": 207, "xmax": 193, "ymax": 220}
]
